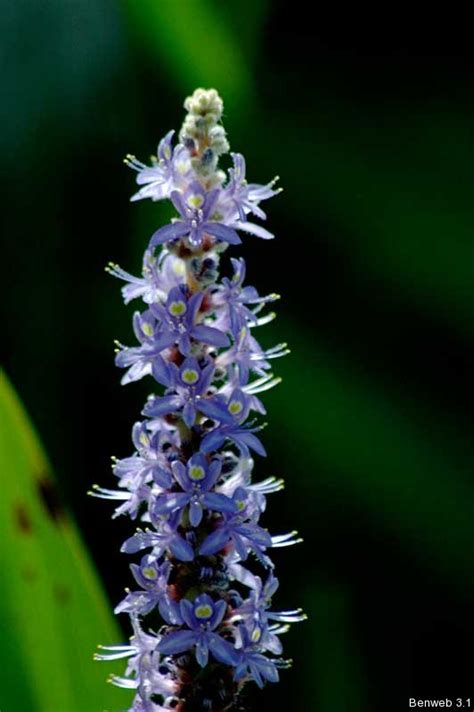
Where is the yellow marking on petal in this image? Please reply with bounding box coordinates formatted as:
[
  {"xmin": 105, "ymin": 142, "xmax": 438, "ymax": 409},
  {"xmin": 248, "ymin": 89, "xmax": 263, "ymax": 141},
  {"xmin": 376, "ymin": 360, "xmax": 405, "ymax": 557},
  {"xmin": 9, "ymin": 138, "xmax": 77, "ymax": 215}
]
[
  {"xmin": 142, "ymin": 566, "xmax": 157, "ymax": 580},
  {"xmin": 236, "ymin": 499, "xmax": 246, "ymax": 511},
  {"xmin": 189, "ymin": 465, "xmax": 205, "ymax": 481},
  {"xmin": 195, "ymin": 604, "xmax": 213, "ymax": 619},
  {"xmin": 182, "ymin": 369, "xmax": 199, "ymax": 384},
  {"xmin": 187, "ymin": 193, "xmax": 204, "ymax": 209},
  {"xmin": 142, "ymin": 322, "xmax": 154, "ymax": 337},
  {"xmin": 251, "ymin": 627, "xmax": 262, "ymax": 643},
  {"xmin": 228, "ymin": 400, "xmax": 243, "ymax": 415},
  {"xmin": 139, "ymin": 432, "xmax": 150, "ymax": 447},
  {"xmin": 163, "ymin": 146, "xmax": 172, "ymax": 161},
  {"xmin": 169, "ymin": 301, "xmax": 187, "ymax": 317}
]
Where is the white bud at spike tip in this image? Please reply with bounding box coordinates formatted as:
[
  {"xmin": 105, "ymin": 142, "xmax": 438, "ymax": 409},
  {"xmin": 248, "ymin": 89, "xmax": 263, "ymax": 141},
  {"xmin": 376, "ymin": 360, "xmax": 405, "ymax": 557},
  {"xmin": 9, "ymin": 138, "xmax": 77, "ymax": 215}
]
[
  {"xmin": 179, "ymin": 88, "xmax": 230, "ymax": 180},
  {"xmin": 183, "ymin": 88, "xmax": 224, "ymax": 124}
]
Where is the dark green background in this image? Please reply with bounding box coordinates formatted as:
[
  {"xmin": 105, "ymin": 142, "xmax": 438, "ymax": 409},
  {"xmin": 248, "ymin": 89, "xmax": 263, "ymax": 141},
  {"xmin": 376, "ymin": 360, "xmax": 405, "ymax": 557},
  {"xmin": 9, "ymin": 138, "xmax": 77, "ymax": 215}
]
[{"xmin": 2, "ymin": 2, "xmax": 474, "ymax": 710}]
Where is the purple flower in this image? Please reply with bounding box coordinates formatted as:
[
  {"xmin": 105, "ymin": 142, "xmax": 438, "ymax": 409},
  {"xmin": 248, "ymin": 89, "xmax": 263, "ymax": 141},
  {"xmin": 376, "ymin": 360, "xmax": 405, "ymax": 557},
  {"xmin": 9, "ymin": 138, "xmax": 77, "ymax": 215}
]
[
  {"xmin": 150, "ymin": 284, "xmax": 229, "ymax": 356},
  {"xmin": 113, "ymin": 422, "xmax": 173, "ymax": 491},
  {"xmin": 116, "ymin": 284, "xmax": 229, "ymax": 383},
  {"xmin": 233, "ymin": 626, "xmax": 279, "ymax": 688},
  {"xmin": 107, "ymin": 249, "xmax": 184, "ymax": 305},
  {"xmin": 95, "ymin": 616, "xmax": 178, "ymax": 703},
  {"xmin": 126, "ymin": 131, "xmax": 193, "ymax": 203},
  {"xmin": 153, "ymin": 453, "xmax": 236, "ymax": 526},
  {"xmin": 158, "ymin": 594, "xmax": 239, "ymax": 667},
  {"xmin": 143, "ymin": 356, "xmax": 230, "ymax": 428},
  {"xmin": 115, "ymin": 309, "xmax": 178, "ymax": 385},
  {"xmin": 200, "ymin": 388, "xmax": 267, "ymax": 457},
  {"xmin": 199, "ymin": 487, "xmax": 272, "ymax": 561},
  {"xmin": 115, "ymin": 558, "xmax": 182, "ymax": 623},
  {"xmin": 212, "ymin": 257, "xmax": 279, "ymax": 335},
  {"xmin": 231, "ymin": 573, "xmax": 306, "ymax": 654},
  {"xmin": 121, "ymin": 512, "xmax": 194, "ymax": 562},
  {"xmin": 150, "ymin": 182, "xmax": 242, "ymax": 248},
  {"xmin": 216, "ymin": 327, "xmax": 289, "ymax": 382},
  {"xmin": 216, "ymin": 152, "xmax": 279, "ymax": 229}
]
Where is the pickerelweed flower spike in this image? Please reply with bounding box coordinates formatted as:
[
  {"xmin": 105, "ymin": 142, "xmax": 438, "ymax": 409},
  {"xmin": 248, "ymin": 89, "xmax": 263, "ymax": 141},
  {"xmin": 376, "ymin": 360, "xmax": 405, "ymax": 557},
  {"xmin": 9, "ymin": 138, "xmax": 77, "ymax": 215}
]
[{"xmin": 93, "ymin": 88, "xmax": 305, "ymax": 712}]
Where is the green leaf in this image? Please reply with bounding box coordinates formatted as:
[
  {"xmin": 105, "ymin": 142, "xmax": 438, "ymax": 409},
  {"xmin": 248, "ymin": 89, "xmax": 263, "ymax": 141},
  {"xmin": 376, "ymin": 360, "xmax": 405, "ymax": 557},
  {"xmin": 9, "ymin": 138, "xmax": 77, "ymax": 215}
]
[{"xmin": 0, "ymin": 369, "xmax": 126, "ymax": 712}]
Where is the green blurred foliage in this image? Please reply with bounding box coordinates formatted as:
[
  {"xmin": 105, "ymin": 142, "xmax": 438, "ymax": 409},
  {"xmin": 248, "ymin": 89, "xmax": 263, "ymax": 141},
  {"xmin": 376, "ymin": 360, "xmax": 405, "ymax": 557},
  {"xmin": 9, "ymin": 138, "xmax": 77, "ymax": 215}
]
[
  {"xmin": 2, "ymin": 1, "xmax": 474, "ymax": 710},
  {"xmin": 303, "ymin": 586, "xmax": 367, "ymax": 711},
  {"xmin": 271, "ymin": 321, "xmax": 474, "ymax": 586},
  {"xmin": 122, "ymin": 0, "xmax": 261, "ymax": 108}
]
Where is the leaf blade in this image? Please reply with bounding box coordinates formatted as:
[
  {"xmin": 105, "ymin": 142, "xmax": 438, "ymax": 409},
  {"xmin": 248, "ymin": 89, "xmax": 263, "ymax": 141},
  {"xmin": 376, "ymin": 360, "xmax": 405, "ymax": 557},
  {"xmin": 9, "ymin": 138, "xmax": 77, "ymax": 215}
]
[{"xmin": 0, "ymin": 369, "xmax": 126, "ymax": 712}]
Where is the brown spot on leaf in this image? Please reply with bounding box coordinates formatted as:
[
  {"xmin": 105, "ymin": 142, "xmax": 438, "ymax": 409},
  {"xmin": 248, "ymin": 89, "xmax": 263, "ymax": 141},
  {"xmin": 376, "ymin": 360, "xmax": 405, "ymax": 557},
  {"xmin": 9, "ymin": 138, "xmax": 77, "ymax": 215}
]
[
  {"xmin": 15, "ymin": 503, "xmax": 32, "ymax": 534},
  {"xmin": 53, "ymin": 583, "xmax": 71, "ymax": 605},
  {"xmin": 21, "ymin": 567, "xmax": 37, "ymax": 583},
  {"xmin": 37, "ymin": 477, "xmax": 64, "ymax": 523}
]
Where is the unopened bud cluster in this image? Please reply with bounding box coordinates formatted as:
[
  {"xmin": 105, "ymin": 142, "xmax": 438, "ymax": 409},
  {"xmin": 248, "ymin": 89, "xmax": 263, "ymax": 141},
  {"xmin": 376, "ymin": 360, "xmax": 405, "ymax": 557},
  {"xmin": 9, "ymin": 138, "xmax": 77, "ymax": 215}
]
[{"xmin": 180, "ymin": 88, "xmax": 229, "ymax": 180}]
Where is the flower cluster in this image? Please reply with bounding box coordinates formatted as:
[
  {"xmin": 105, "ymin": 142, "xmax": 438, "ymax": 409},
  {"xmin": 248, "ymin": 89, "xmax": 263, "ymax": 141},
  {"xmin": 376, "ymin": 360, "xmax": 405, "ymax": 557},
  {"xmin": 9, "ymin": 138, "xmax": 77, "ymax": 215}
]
[{"xmin": 93, "ymin": 89, "xmax": 305, "ymax": 712}]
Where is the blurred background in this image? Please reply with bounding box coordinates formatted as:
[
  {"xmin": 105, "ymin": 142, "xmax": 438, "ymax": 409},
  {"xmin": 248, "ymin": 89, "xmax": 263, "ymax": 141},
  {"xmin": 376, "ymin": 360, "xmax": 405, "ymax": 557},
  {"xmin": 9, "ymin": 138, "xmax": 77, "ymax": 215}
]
[{"xmin": 2, "ymin": 2, "xmax": 474, "ymax": 710}]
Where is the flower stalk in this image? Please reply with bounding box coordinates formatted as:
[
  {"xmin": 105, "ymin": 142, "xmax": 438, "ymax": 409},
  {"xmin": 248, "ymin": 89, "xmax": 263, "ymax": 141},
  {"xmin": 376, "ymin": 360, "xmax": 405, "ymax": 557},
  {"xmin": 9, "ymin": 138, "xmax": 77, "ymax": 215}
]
[{"xmin": 93, "ymin": 88, "xmax": 305, "ymax": 712}]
